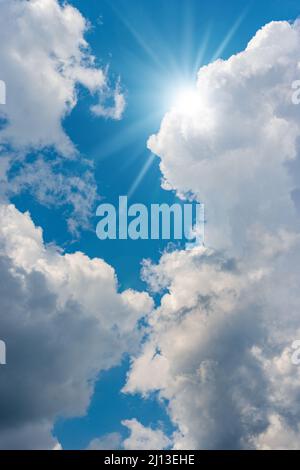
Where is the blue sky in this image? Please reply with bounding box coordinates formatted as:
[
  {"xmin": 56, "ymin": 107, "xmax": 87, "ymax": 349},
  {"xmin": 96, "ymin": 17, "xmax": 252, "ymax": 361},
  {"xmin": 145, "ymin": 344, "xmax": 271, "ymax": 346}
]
[{"xmin": 2, "ymin": 0, "xmax": 300, "ymax": 450}]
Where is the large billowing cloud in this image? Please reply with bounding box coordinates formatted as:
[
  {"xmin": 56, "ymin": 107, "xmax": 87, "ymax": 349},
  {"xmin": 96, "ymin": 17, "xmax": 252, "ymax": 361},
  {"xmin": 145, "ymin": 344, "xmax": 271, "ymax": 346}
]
[
  {"xmin": 0, "ymin": 0, "xmax": 124, "ymax": 154},
  {"xmin": 0, "ymin": 0, "xmax": 126, "ymax": 233},
  {"xmin": 86, "ymin": 420, "xmax": 171, "ymax": 451},
  {"xmin": 126, "ymin": 246, "xmax": 300, "ymax": 449},
  {"xmin": 148, "ymin": 20, "xmax": 300, "ymax": 253},
  {"xmin": 0, "ymin": 203, "xmax": 153, "ymax": 449},
  {"xmin": 124, "ymin": 21, "xmax": 300, "ymax": 449},
  {"xmin": 122, "ymin": 419, "xmax": 171, "ymax": 450}
]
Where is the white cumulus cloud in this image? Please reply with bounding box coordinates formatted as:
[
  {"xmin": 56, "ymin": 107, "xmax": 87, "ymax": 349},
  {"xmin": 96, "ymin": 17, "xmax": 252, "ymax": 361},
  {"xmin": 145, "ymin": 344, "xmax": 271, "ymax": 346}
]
[
  {"xmin": 0, "ymin": 203, "xmax": 153, "ymax": 449},
  {"xmin": 125, "ymin": 21, "xmax": 300, "ymax": 449},
  {"xmin": 0, "ymin": 0, "xmax": 125, "ymax": 154},
  {"xmin": 0, "ymin": 0, "xmax": 126, "ymax": 233}
]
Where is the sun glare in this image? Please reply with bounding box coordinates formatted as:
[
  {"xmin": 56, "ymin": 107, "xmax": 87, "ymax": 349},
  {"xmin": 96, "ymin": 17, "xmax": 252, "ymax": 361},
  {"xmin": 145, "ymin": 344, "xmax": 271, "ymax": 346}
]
[{"xmin": 171, "ymin": 86, "xmax": 200, "ymax": 115}]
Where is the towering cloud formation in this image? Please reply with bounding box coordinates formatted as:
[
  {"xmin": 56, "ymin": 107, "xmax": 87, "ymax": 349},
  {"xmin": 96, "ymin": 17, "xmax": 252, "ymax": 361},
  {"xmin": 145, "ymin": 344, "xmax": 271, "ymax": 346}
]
[
  {"xmin": 125, "ymin": 21, "xmax": 300, "ymax": 449},
  {"xmin": 0, "ymin": 204, "xmax": 152, "ymax": 449}
]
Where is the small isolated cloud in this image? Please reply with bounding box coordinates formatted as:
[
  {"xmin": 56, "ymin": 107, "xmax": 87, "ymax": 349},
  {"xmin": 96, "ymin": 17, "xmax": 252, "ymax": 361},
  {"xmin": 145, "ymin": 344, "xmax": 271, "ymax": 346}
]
[
  {"xmin": 2, "ymin": 155, "xmax": 98, "ymax": 235},
  {"xmin": 53, "ymin": 442, "xmax": 63, "ymax": 451},
  {"xmin": 91, "ymin": 79, "xmax": 126, "ymax": 121},
  {"xmin": 122, "ymin": 419, "xmax": 171, "ymax": 450},
  {"xmin": 0, "ymin": 0, "xmax": 126, "ymax": 234},
  {"xmin": 148, "ymin": 20, "xmax": 300, "ymax": 254},
  {"xmin": 0, "ymin": 203, "xmax": 153, "ymax": 449}
]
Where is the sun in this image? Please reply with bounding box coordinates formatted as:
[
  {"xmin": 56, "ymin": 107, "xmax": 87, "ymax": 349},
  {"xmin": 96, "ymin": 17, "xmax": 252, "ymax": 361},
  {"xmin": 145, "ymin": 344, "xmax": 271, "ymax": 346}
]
[{"xmin": 171, "ymin": 85, "xmax": 200, "ymax": 115}]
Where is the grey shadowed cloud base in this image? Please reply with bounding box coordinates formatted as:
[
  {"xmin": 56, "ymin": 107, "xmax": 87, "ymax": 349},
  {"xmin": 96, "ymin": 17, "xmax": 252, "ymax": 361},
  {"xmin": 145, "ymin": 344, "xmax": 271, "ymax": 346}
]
[
  {"xmin": 0, "ymin": 204, "xmax": 152, "ymax": 449},
  {"xmin": 0, "ymin": 0, "xmax": 154, "ymax": 450}
]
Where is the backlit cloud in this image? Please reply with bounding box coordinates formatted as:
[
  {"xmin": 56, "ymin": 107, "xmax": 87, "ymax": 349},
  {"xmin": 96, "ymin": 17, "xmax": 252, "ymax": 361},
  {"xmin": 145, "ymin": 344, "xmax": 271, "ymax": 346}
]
[{"xmin": 125, "ymin": 21, "xmax": 300, "ymax": 449}]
